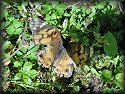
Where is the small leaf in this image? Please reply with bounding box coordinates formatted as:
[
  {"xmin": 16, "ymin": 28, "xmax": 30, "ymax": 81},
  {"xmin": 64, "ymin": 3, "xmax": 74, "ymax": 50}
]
[
  {"xmin": 64, "ymin": 13, "xmax": 70, "ymax": 17},
  {"xmin": 13, "ymin": 61, "xmax": 23, "ymax": 68},
  {"xmin": 7, "ymin": 16, "xmax": 14, "ymax": 21},
  {"xmin": 51, "ymin": 12, "xmax": 57, "ymax": 19},
  {"xmin": 28, "ymin": 69, "xmax": 38, "ymax": 78},
  {"xmin": 26, "ymin": 52, "xmax": 37, "ymax": 60},
  {"xmin": 2, "ymin": 41, "xmax": 11, "ymax": 50},
  {"xmin": 6, "ymin": 25, "xmax": 15, "ymax": 35},
  {"xmin": 74, "ymin": 86, "xmax": 80, "ymax": 92},
  {"xmin": 26, "ymin": 45, "xmax": 39, "ymax": 55},
  {"xmin": 62, "ymin": 18, "xmax": 68, "ymax": 32},
  {"xmin": 23, "ymin": 75, "xmax": 32, "ymax": 85},
  {"xmin": 14, "ymin": 27, "xmax": 23, "ymax": 34},
  {"xmin": 4, "ymin": 21, "xmax": 11, "ymax": 27},
  {"xmin": 104, "ymin": 32, "xmax": 118, "ymax": 57},
  {"xmin": 81, "ymin": 6, "xmax": 86, "ymax": 11},
  {"xmin": 55, "ymin": 4, "xmax": 67, "ymax": 11},
  {"xmin": 3, "ymin": 53, "xmax": 10, "ymax": 58},
  {"xmin": 45, "ymin": 14, "xmax": 51, "ymax": 21},
  {"xmin": 23, "ymin": 62, "xmax": 32, "ymax": 71},
  {"xmin": 16, "ymin": 50, "xmax": 23, "ymax": 56},
  {"xmin": 2, "ymin": 10, "xmax": 8, "ymax": 19},
  {"xmin": 14, "ymin": 73, "xmax": 22, "ymax": 80},
  {"xmin": 85, "ymin": 9, "xmax": 91, "ymax": 14},
  {"xmin": 28, "ymin": 41, "xmax": 36, "ymax": 50},
  {"xmin": 91, "ymin": 68, "xmax": 100, "ymax": 77},
  {"xmin": 13, "ymin": 19, "xmax": 23, "ymax": 28},
  {"xmin": 42, "ymin": 3, "xmax": 52, "ymax": 11},
  {"xmin": 115, "ymin": 73, "xmax": 123, "ymax": 89},
  {"xmin": 20, "ymin": 46, "xmax": 28, "ymax": 54},
  {"xmin": 95, "ymin": 3, "xmax": 104, "ymax": 9},
  {"xmin": 102, "ymin": 69, "xmax": 112, "ymax": 82}
]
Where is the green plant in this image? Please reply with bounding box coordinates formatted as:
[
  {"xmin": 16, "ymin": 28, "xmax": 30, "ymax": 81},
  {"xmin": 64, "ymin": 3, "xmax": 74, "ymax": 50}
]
[{"xmin": 1, "ymin": 1, "xmax": 124, "ymax": 93}]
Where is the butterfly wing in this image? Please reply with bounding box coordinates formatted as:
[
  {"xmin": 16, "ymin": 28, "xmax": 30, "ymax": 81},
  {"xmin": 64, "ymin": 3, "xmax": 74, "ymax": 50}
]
[
  {"xmin": 30, "ymin": 18, "xmax": 62, "ymax": 45},
  {"xmin": 53, "ymin": 48, "xmax": 76, "ymax": 78},
  {"xmin": 66, "ymin": 42, "xmax": 89, "ymax": 67},
  {"xmin": 30, "ymin": 19, "xmax": 62, "ymax": 68}
]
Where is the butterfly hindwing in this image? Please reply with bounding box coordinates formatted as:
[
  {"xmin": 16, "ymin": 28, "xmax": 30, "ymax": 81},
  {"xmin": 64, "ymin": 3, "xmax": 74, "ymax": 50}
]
[
  {"xmin": 66, "ymin": 42, "xmax": 89, "ymax": 67},
  {"xmin": 53, "ymin": 48, "xmax": 76, "ymax": 78}
]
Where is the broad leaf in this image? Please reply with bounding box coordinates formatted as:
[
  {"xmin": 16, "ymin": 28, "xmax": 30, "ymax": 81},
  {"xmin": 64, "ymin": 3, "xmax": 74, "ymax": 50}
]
[{"xmin": 104, "ymin": 32, "xmax": 118, "ymax": 57}]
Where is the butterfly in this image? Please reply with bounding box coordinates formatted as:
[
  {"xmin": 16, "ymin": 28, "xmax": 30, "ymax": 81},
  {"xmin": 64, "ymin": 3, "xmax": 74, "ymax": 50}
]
[{"xmin": 30, "ymin": 18, "xmax": 89, "ymax": 78}]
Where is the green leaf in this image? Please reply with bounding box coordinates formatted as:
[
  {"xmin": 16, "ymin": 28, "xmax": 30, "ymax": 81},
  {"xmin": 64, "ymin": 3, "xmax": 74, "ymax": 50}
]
[
  {"xmin": 112, "ymin": 56, "xmax": 120, "ymax": 68},
  {"xmin": 42, "ymin": 3, "xmax": 52, "ymax": 10},
  {"xmin": 114, "ymin": 67, "xmax": 122, "ymax": 75},
  {"xmin": 13, "ymin": 61, "xmax": 23, "ymax": 68},
  {"xmin": 7, "ymin": 16, "xmax": 14, "ymax": 21},
  {"xmin": 17, "ymin": 5, "xmax": 23, "ymax": 10},
  {"xmin": 23, "ymin": 75, "xmax": 32, "ymax": 85},
  {"xmin": 55, "ymin": 4, "xmax": 67, "ymax": 16},
  {"xmin": 62, "ymin": 18, "xmax": 68, "ymax": 32},
  {"xmin": 95, "ymin": 3, "xmax": 104, "ymax": 9},
  {"xmin": 28, "ymin": 41, "xmax": 36, "ymax": 50},
  {"xmin": 51, "ymin": 12, "xmax": 57, "ymax": 19},
  {"xmin": 81, "ymin": 6, "xmax": 86, "ymax": 11},
  {"xmin": 85, "ymin": 9, "xmax": 91, "ymax": 14},
  {"xmin": 64, "ymin": 13, "xmax": 70, "ymax": 17},
  {"xmin": 14, "ymin": 27, "xmax": 23, "ymax": 34},
  {"xmin": 26, "ymin": 45, "xmax": 39, "ymax": 55},
  {"xmin": 69, "ymin": 16, "xmax": 75, "ymax": 26},
  {"xmin": 13, "ymin": 19, "xmax": 23, "ymax": 28},
  {"xmin": 48, "ymin": 1, "xmax": 59, "ymax": 7},
  {"xmin": 45, "ymin": 14, "xmax": 51, "ymax": 21},
  {"xmin": 3, "ymin": 10, "xmax": 8, "ymax": 19},
  {"xmin": 71, "ymin": 5, "xmax": 79, "ymax": 14},
  {"xmin": 26, "ymin": 52, "xmax": 37, "ymax": 60},
  {"xmin": 14, "ymin": 73, "xmax": 22, "ymax": 80},
  {"xmin": 2, "ymin": 41, "xmax": 11, "ymax": 50},
  {"xmin": 104, "ymin": 32, "xmax": 118, "ymax": 57},
  {"xmin": 16, "ymin": 50, "xmax": 23, "ymax": 56},
  {"xmin": 55, "ymin": 4, "xmax": 67, "ymax": 11},
  {"xmin": 23, "ymin": 62, "xmax": 32, "ymax": 71},
  {"xmin": 4, "ymin": 21, "xmax": 11, "ymax": 27},
  {"xmin": 28, "ymin": 69, "xmax": 38, "ymax": 78},
  {"xmin": 1, "ymin": 22, "xmax": 5, "ymax": 30},
  {"xmin": 74, "ymin": 86, "xmax": 80, "ymax": 92},
  {"xmin": 115, "ymin": 73, "xmax": 123, "ymax": 89},
  {"xmin": 20, "ymin": 46, "xmax": 28, "ymax": 54},
  {"xmin": 3, "ymin": 53, "xmax": 10, "ymax": 58},
  {"xmin": 6, "ymin": 25, "xmax": 15, "ymax": 35},
  {"xmin": 91, "ymin": 68, "xmax": 100, "ymax": 77},
  {"xmin": 102, "ymin": 69, "xmax": 112, "ymax": 82}
]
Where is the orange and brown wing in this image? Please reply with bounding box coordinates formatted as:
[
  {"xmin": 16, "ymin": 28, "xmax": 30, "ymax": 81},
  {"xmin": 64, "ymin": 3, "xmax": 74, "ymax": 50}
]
[
  {"xmin": 30, "ymin": 19, "xmax": 63, "ymax": 68},
  {"xmin": 53, "ymin": 48, "xmax": 76, "ymax": 78},
  {"xmin": 30, "ymin": 19, "xmax": 62, "ymax": 45},
  {"xmin": 66, "ymin": 42, "xmax": 89, "ymax": 67}
]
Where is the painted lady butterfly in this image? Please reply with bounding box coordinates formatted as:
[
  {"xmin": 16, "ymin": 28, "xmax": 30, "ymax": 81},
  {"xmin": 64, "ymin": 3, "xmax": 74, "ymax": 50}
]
[{"xmin": 30, "ymin": 18, "xmax": 89, "ymax": 78}]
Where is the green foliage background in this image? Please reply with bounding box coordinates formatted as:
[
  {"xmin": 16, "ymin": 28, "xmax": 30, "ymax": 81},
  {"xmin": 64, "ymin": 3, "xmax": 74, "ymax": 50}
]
[{"xmin": 1, "ymin": 0, "xmax": 124, "ymax": 93}]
